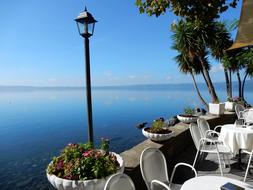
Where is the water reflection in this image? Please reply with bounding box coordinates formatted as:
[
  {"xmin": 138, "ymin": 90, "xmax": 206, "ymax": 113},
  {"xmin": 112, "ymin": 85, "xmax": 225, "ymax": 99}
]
[{"xmin": 0, "ymin": 88, "xmax": 252, "ymax": 189}]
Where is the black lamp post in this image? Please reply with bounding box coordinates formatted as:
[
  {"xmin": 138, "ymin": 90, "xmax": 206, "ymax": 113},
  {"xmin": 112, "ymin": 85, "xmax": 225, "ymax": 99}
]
[{"xmin": 75, "ymin": 7, "xmax": 97, "ymax": 143}]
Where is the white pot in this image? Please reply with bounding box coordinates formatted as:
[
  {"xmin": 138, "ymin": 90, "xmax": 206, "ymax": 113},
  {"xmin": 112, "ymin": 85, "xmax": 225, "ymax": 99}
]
[
  {"xmin": 142, "ymin": 128, "xmax": 174, "ymax": 141},
  {"xmin": 177, "ymin": 114, "xmax": 198, "ymax": 123},
  {"xmin": 225, "ymin": 101, "xmax": 236, "ymax": 112},
  {"xmin": 209, "ymin": 103, "xmax": 225, "ymax": 115},
  {"xmin": 47, "ymin": 153, "xmax": 124, "ymax": 190}
]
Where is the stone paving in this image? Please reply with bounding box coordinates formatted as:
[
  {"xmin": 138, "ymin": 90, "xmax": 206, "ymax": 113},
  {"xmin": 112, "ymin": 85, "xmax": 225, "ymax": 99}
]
[{"xmin": 171, "ymin": 144, "xmax": 253, "ymax": 186}]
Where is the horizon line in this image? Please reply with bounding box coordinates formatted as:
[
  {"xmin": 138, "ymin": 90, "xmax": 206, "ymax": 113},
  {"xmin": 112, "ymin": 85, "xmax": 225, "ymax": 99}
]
[{"xmin": 0, "ymin": 80, "xmax": 247, "ymax": 89}]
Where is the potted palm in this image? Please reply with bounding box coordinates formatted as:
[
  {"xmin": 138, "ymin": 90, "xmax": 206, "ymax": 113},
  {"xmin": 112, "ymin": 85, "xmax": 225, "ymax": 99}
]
[
  {"xmin": 142, "ymin": 118, "xmax": 174, "ymax": 141},
  {"xmin": 177, "ymin": 107, "xmax": 198, "ymax": 123},
  {"xmin": 46, "ymin": 139, "xmax": 124, "ymax": 190}
]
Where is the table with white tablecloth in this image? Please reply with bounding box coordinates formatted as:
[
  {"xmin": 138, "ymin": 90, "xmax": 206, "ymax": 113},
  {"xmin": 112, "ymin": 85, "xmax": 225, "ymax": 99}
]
[
  {"xmin": 218, "ymin": 124, "xmax": 253, "ymax": 155},
  {"xmin": 180, "ymin": 176, "xmax": 253, "ymax": 190}
]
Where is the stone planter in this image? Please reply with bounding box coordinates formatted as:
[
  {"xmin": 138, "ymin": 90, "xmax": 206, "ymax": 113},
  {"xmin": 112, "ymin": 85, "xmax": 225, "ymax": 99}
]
[
  {"xmin": 225, "ymin": 101, "xmax": 236, "ymax": 112},
  {"xmin": 177, "ymin": 114, "xmax": 198, "ymax": 123},
  {"xmin": 47, "ymin": 153, "xmax": 124, "ymax": 190},
  {"xmin": 142, "ymin": 127, "xmax": 174, "ymax": 142},
  {"xmin": 209, "ymin": 103, "xmax": 225, "ymax": 115}
]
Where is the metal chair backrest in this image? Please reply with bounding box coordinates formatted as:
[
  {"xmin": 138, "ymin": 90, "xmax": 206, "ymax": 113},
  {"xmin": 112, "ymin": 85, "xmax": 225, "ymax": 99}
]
[
  {"xmin": 235, "ymin": 104, "xmax": 245, "ymax": 119},
  {"xmin": 104, "ymin": 173, "xmax": 136, "ymax": 190},
  {"xmin": 244, "ymin": 109, "xmax": 253, "ymax": 125},
  {"xmin": 140, "ymin": 147, "xmax": 169, "ymax": 190},
  {"xmin": 197, "ymin": 118, "xmax": 210, "ymax": 138},
  {"xmin": 170, "ymin": 162, "xmax": 197, "ymax": 187},
  {"xmin": 189, "ymin": 123, "xmax": 202, "ymax": 150}
]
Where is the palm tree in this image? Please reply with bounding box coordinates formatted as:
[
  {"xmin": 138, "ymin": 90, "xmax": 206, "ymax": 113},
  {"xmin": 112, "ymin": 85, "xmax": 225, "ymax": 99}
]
[
  {"xmin": 171, "ymin": 20, "xmax": 219, "ymax": 103},
  {"xmin": 209, "ymin": 22, "xmax": 233, "ymax": 99},
  {"xmin": 174, "ymin": 52, "xmax": 208, "ymax": 109},
  {"xmin": 236, "ymin": 47, "xmax": 253, "ymax": 100},
  {"xmin": 221, "ymin": 54, "xmax": 233, "ymax": 98},
  {"xmin": 226, "ymin": 49, "xmax": 245, "ymax": 99}
]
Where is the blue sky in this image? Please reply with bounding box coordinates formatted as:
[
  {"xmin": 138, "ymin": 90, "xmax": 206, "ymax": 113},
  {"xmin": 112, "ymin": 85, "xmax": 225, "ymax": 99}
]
[{"xmin": 0, "ymin": 0, "xmax": 242, "ymax": 87}]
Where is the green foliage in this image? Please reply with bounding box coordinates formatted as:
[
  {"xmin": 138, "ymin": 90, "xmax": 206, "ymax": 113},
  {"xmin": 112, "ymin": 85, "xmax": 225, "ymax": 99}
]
[
  {"xmin": 136, "ymin": 0, "xmax": 238, "ymax": 105},
  {"xmin": 172, "ymin": 19, "xmax": 232, "ymax": 60},
  {"xmin": 227, "ymin": 97, "xmax": 239, "ymax": 102},
  {"xmin": 236, "ymin": 48, "xmax": 253, "ymax": 76},
  {"xmin": 173, "ymin": 46, "xmax": 210, "ymax": 75},
  {"xmin": 224, "ymin": 47, "xmax": 253, "ymax": 74},
  {"xmin": 184, "ymin": 107, "xmax": 194, "ymax": 115},
  {"xmin": 136, "ymin": 0, "xmax": 239, "ymax": 23},
  {"xmin": 228, "ymin": 19, "xmax": 239, "ymax": 31},
  {"xmin": 209, "ymin": 22, "xmax": 233, "ymax": 60},
  {"xmin": 227, "ymin": 97, "xmax": 245, "ymax": 105},
  {"xmin": 171, "ymin": 19, "xmax": 233, "ymax": 103},
  {"xmin": 100, "ymin": 138, "xmax": 110, "ymax": 153},
  {"xmin": 47, "ymin": 140, "xmax": 120, "ymax": 180},
  {"xmin": 149, "ymin": 118, "xmax": 165, "ymax": 133}
]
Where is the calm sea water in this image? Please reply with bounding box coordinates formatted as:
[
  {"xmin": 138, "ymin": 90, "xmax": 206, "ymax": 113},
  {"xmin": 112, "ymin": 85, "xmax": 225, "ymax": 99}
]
[{"xmin": 0, "ymin": 87, "xmax": 252, "ymax": 189}]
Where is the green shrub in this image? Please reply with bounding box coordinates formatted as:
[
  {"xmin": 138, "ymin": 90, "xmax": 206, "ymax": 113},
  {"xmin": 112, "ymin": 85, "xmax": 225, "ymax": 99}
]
[{"xmin": 47, "ymin": 140, "xmax": 119, "ymax": 180}]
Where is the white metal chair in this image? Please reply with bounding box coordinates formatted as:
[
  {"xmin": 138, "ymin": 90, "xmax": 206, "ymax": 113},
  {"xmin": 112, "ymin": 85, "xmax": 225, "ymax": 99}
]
[
  {"xmin": 151, "ymin": 180, "xmax": 171, "ymax": 190},
  {"xmin": 243, "ymin": 109, "xmax": 253, "ymax": 126},
  {"xmin": 104, "ymin": 173, "xmax": 135, "ymax": 190},
  {"xmin": 190, "ymin": 123, "xmax": 232, "ymax": 176},
  {"xmin": 235, "ymin": 104, "xmax": 245, "ymax": 120},
  {"xmin": 140, "ymin": 147, "xmax": 197, "ymax": 190},
  {"xmin": 242, "ymin": 149, "xmax": 253, "ymax": 182},
  {"xmin": 169, "ymin": 162, "xmax": 197, "ymax": 189},
  {"xmin": 197, "ymin": 118, "xmax": 221, "ymax": 140}
]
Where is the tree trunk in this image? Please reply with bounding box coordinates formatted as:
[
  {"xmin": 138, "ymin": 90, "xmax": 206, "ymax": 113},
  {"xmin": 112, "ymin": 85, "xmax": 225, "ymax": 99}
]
[
  {"xmin": 199, "ymin": 57, "xmax": 219, "ymax": 103},
  {"xmin": 242, "ymin": 72, "xmax": 248, "ymax": 100},
  {"xmin": 229, "ymin": 69, "xmax": 232, "ymax": 98},
  {"xmin": 224, "ymin": 68, "xmax": 231, "ymax": 99},
  {"xmin": 201, "ymin": 71, "xmax": 212, "ymax": 97},
  {"xmin": 236, "ymin": 69, "xmax": 242, "ymax": 98},
  {"xmin": 190, "ymin": 71, "xmax": 208, "ymax": 109}
]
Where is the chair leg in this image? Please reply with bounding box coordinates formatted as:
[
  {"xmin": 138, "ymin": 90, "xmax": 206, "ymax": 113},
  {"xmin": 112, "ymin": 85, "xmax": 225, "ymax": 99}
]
[
  {"xmin": 217, "ymin": 152, "xmax": 223, "ymax": 176},
  {"xmin": 222, "ymin": 154, "xmax": 226, "ymax": 168},
  {"xmin": 193, "ymin": 150, "xmax": 200, "ymax": 168},
  {"xmin": 200, "ymin": 152, "xmax": 206, "ymax": 162},
  {"xmin": 226, "ymin": 154, "xmax": 231, "ymax": 169},
  {"xmin": 244, "ymin": 152, "xmax": 253, "ymax": 182}
]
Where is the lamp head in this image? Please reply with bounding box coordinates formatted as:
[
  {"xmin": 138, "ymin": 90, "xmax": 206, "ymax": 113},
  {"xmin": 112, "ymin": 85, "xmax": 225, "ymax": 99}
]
[{"xmin": 75, "ymin": 7, "xmax": 97, "ymax": 38}]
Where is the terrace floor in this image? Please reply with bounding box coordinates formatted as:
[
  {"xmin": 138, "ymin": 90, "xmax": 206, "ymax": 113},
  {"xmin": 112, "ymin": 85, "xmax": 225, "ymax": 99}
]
[{"xmin": 171, "ymin": 144, "xmax": 253, "ymax": 186}]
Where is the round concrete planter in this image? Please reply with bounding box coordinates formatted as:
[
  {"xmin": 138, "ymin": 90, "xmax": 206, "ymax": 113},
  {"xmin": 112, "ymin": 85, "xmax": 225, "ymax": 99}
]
[
  {"xmin": 142, "ymin": 128, "xmax": 174, "ymax": 142},
  {"xmin": 47, "ymin": 153, "xmax": 124, "ymax": 190},
  {"xmin": 177, "ymin": 114, "xmax": 198, "ymax": 124}
]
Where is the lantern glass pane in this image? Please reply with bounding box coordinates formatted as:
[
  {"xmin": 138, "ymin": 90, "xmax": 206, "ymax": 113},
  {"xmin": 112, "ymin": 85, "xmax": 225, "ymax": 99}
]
[
  {"xmin": 77, "ymin": 22, "xmax": 95, "ymax": 37},
  {"xmin": 77, "ymin": 22, "xmax": 84, "ymax": 35},
  {"xmin": 87, "ymin": 23, "xmax": 95, "ymax": 35}
]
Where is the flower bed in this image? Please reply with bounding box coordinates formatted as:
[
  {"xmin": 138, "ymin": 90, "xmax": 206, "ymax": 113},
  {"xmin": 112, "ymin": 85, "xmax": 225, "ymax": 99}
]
[{"xmin": 46, "ymin": 140, "xmax": 124, "ymax": 190}]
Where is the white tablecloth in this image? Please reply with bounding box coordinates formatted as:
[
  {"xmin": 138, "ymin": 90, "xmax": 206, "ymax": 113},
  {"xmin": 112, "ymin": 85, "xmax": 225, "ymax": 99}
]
[
  {"xmin": 181, "ymin": 176, "xmax": 253, "ymax": 190},
  {"xmin": 218, "ymin": 124, "xmax": 253, "ymax": 155}
]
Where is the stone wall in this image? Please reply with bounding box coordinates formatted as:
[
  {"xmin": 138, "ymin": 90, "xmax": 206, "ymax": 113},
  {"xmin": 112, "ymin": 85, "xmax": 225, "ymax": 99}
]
[{"xmin": 120, "ymin": 112, "xmax": 237, "ymax": 189}]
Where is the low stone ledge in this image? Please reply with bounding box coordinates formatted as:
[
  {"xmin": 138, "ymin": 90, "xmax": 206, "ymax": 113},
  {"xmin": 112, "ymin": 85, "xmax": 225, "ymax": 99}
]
[
  {"xmin": 121, "ymin": 123, "xmax": 189, "ymax": 169},
  {"xmin": 120, "ymin": 112, "xmax": 237, "ymax": 189},
  {"xmin": 202, "ymin": 111, "xmax": 237, "ymax": 129}
]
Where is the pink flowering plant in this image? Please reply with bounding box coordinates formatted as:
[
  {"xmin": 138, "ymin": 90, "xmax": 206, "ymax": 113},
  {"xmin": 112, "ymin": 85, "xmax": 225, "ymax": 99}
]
[
  {"xmin": 47, "ymin": 138, "xmax": 120, "ymax": 180},
  {"xmin": 227, "ymin": 97, "xmax": 242, "ymax": 103}
]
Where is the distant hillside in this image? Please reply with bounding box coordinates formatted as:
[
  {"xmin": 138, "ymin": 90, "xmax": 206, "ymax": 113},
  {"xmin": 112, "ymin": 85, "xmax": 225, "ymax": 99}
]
[
  {"xmin": 94, "ymin": 80, "xmax": 253, "ymax": 91},
  {"xmin": 0, "ymin": 86, "xmax": 82, "ymax": 92},
  {"xmin": 0, "ymin": 80, "xmax": 252, "ymax": 91}
]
